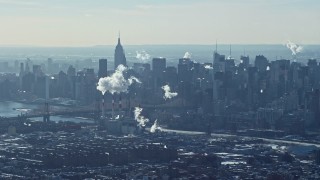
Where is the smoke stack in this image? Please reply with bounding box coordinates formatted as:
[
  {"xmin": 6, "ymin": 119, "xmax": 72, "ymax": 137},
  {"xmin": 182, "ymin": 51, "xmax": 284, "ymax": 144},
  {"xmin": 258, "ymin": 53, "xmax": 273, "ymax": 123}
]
[
  {"xmin": 112, "ymin": 95, "xmax": 115, "ymax": 119},
  {"xmin": 119, "ymin": 94, "xmax": 122, "ymax": 113},
  {"xmin": 101, "ymin": 98, "xmax": 105, "ymax": 118},
  {"xmin": 127, "ymin": 97, "xmax": 131, "ymax": 116}
]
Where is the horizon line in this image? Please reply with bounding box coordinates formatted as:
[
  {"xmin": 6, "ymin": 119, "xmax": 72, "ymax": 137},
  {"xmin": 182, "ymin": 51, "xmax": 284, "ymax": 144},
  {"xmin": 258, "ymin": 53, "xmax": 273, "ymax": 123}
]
[{"xmin": 0, "ymin": 43, "xmax": 318, "ymax": 48}]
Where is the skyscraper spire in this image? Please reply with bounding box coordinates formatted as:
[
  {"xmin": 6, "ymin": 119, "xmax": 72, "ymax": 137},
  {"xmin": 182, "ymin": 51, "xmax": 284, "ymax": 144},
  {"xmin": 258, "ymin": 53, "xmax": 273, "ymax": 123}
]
[
  {"xmin": 114, "ymin": 32, "xmax": 127, "ymax": 70},
  {"xmin": 118, "ymin": 31, "xmax": 121, "ymax": 44},
  {"xmin": 215, "ymin": 39, "xmax": 218, "ymax": 53}
]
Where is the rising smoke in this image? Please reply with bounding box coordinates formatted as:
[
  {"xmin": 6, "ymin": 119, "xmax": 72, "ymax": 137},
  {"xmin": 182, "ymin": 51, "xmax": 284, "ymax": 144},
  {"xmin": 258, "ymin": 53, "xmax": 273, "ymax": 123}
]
[
  {"xmin": 183, "ymin": 52, "xmax": 192, "ymax": 59},
  {"xmin": 162, "ymin": 85, "xmax": 178, "ymax": 100},
  {"xmin": 134, "ymin": 107, "xmax": 149, "ymax": 127},
  {"xmin": 136, "ymin": 50, "xmax": 151, "ymax": 62},
  {"xmin": 97, "ymin": 64, "xmax": 141, "ymax": 95},
  {"xmin": 286, "ymin": 41, "xmax": 303, "ymax": 55},
  {"xmin": 150, "ymin": 119, "xmax": 161, "ymax": 133},
  {"xmin": 204, "ymin": 65, "xmax": 213, "ymax": 70}
]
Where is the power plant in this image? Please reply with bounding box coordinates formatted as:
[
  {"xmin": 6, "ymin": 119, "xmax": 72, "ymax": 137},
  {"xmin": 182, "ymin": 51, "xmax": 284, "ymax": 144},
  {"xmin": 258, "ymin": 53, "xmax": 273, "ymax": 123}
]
[{"xmin": 98, "ymin": 94, "xmax": 139, "ymax": 135}]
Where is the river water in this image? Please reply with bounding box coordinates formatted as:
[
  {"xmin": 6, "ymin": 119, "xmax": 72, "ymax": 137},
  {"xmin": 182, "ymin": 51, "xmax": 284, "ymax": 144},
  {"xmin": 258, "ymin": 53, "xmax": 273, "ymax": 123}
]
[{"xmin": 0, "ymin": 101, "xmax": 93, "ymax": 123}]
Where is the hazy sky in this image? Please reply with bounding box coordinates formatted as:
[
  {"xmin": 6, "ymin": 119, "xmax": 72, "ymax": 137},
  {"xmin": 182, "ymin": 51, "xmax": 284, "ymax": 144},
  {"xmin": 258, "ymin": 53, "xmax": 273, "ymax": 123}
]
[{"xmin": 0, "ymin": 0, "xmax": 319, "ymax": 46}]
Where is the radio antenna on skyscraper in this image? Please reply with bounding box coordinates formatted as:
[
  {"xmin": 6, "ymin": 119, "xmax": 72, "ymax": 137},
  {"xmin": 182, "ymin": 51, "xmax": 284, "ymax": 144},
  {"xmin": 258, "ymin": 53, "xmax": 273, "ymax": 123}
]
[
  {"xmin": 215, "ymin": 39, "xmax": 218, "ymax": 53},
  {"xmin": 229, "ymin": 44, "xmax": 232, "ymax": 57}
]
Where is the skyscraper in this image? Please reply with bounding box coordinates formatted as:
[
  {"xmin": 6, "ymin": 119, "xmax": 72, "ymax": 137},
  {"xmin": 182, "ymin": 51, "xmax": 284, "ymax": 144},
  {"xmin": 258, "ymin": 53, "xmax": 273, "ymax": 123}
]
[
  {"xmin": 254, "ymin": 55, "xmax": 268, "ymax": 72},
  {"xmin": 152, "ymin": 57, "xmax": 166, "ymax": 89},
  {"xmin": 98, "ymin": 59, "xmax": 108, "ymax": 78},
  {"xmin": 152, "ymin": 58, "xmax": 166, "ymax": 77},
  {"xmin": 114, "ymin": 35, "xmax": 127, "ymax": 70}
]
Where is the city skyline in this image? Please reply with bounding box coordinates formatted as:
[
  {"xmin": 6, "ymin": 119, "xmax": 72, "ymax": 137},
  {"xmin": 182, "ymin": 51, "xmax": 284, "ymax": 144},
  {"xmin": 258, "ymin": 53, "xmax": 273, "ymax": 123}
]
[
  {"xmin": 0, "ymin": 0, "xmax": 319, "ymax": 46},
  {"xmin": 1, "ymin": 1, "xmax": 320, "ymax": 179}
]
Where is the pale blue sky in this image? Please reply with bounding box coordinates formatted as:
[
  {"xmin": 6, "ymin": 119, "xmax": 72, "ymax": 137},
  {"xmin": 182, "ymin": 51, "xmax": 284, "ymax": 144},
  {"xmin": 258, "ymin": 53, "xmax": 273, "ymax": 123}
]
[{"xmin": 0, "ymin": 0, "xmax": 319, "ymax": 46}]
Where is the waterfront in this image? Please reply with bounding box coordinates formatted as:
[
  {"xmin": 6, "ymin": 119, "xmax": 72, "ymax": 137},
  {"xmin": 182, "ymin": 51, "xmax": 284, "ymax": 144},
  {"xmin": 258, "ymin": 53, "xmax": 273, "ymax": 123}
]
[
  {"xmin": 160, "ymin": 128, "xmax": 320, "ymax": 148},
  {"xmin": 0, "ymin": 101, "xmax": 93, "ymax": 123},
  {"xmin": 0, "ymin": 101, "xmax": 39, "ymax": 117}
]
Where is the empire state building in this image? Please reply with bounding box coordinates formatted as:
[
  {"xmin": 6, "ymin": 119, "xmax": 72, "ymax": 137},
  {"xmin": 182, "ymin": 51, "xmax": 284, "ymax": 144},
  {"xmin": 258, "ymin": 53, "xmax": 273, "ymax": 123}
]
[{"xmin": 114, "ymin": 35, "xmax": 127, "ymax": 70}]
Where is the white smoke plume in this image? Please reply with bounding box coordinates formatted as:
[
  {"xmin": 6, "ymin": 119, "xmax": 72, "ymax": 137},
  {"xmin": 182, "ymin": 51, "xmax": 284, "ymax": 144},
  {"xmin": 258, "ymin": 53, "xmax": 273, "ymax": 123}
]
[
  {"xmin": 97, "ymin": 64, "xmax": 141, "ymax": 95},
  {"xmin": 162, "ymin": 85, "xmax": 178, "ymax": 100},
  {"xmin": 286, "ymin": 41, "xmax": 303, "ymax": 55},
  {"xmin": 183, "ymin": 52, "xmax": 192, "ymax": 59},
  {"xmin": 136, "ymin": 50, "xmax": 151, "ymax": 62},
  {"xmin": 204, "ymin": 65, "xmax": 213, "ymax": 70},
  {"xmin": 150, "ymin": 119, "xmax": 162, "ymax": 133},
  {"xmin": 134, "ymin": 107, "xmax": 149, "ymax": 127}
]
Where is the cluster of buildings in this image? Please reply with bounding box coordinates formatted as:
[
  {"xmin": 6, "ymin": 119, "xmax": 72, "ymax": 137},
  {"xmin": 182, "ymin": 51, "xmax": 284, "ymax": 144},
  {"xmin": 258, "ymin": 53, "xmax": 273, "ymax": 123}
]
[
  {"xmin": 1, "ymin": 37, "xmax": 320, "ymax": 134},
  {"xmin": 0, "ymin": 117, "xmax": 320, "ymax": 179}
]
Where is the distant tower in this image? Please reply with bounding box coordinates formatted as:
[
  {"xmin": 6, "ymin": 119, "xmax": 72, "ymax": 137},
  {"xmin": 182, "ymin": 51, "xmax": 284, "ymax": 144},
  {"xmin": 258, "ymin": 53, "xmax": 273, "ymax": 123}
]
[
  {"xmin": 45, "ymin": 76, "xmax": 49, "ymax": 100},
  {"xmin": 19, "ymin": 63, "xmax": 25, "ymax": 89},
  {"xmin": 14, "ymin": 60, "xmax": 19, "ymax": 73},
  {"xmin": 47, "ymin": 58, "xmax": 53, "ymax": 74},
  {"xmin": 254, "ymin": 55, "xmax": 268, "ymax": 72},
  {"xmin": 98, "ymin": 59, "xmax": 108, "ymax": 78},
  {"xmin": 152, "ymin": 57, "xmax": 166, "ymax": 89},
  {"xmin": 19, "ymin": 63, "xmax": 24, "ymax": 75},
  {"xmin": 240, "ymin": 55, "xmax": 250, "ymax": 68},
  {"xmin": 152, "ymin": 58, "xmax": 166, "ymax": 75},
  {"xmin": 114, "ymin": 33, "xmax": 127, "ymax": 70},
  {"xmin": 25, "ymin": 62, "xmax": 30, "ymax": 73}
]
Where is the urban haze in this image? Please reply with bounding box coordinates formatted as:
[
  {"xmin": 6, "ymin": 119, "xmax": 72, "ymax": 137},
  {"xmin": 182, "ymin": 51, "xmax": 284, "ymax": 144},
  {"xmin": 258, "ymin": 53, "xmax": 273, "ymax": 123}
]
[{"xmin": 0, "ymin": 0, "xmax": 320, "ymax": 179}]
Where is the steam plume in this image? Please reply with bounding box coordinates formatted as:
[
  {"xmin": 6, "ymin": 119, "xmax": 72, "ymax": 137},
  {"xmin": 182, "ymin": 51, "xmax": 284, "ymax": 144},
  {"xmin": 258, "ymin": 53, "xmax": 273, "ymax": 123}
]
[
  {"xmin": 150, "ymin": 119, "xmax": 162, "ymax": 133},
  {"xmin": 183, "ymin": 52, "xmax": 192, "ymax": 59},
  {"xmin": 134, "ymin": 107, "xmax": 149, "ymax": 127},
  {"xmin": 286, "ymin": 41, "xmax": 303, "ymax": 55},
  {"xmin": 136, "ymin": 50, "xmax": 151, "ymax": 62},
  {"xmin": 97, "ymin": 64, "xmax": 141, "ymax": 95},
  {"xmin": 204, "ymin": 65, "xmax": 213, "ymax": 70},
  {"xmin": 162, "ymin": 85, "xmax": 178, "ymax": 100}
]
